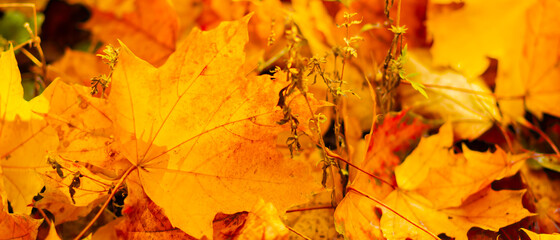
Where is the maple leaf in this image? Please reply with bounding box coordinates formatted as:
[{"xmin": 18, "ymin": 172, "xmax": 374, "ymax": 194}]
[
  {"xmin": 398, "ymin": 50, "xmax": 501, "ymax": 140},
  {"xmin": 338, "ymin": 122, "xmax": 531, "ymax": 239},
  {"xmin": 396, "ymin": 123, "xmax": 528, "ymax": 208},
  {"xmin": 380, "ymin": 187, "xmax": 532, "ymax": 240},
  {"xmin": 409, "ymin": 145, "xmax": 527, "ymax": 209},
  {"xmin": 0, "ymin": 196, "xmax": 41, "ymax": 240},
  {"xmin": 0, "ymin": 46, "xmax": 58, "ymax": 213},
  {"xmin": 108, "ymin": 15, "xmax": 318, "ymax": 238},
  {"xmin": 427, "ymin": 0, "xmax": 536, "ymax": 78},
  {"xmin": 378, "ymin": 123, "xmax": 532, "ymax": 239},
  {"xmin": 83, "ymin": 0, "xmax": 178, "ymax": 66},
  {"xmin": 495, "ymin": 0, "xmax": 560, "ymax": 120}
]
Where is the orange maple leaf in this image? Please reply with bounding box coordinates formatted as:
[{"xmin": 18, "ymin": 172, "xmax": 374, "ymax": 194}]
[
  {"xmin": 108, "ymin": 15, "xmax": 318, "ymax": 238},
  {"xmin": 396, "ymin": 123, "xmax": 528, "ymax": 209}
]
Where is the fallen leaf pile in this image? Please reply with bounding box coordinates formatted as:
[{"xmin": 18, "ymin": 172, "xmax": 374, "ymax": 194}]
[{"xmin": 1, "ymin": 0, "xmax": 560, "ymax": 239}]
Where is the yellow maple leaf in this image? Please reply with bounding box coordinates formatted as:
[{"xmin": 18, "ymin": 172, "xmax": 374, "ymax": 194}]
[
  {"xmin": 399, "ymin": 50, "xmax": 501, "ymax": 140},
  {"xmin": 396, "ymin": 123, "xmax": 528, "ymax": 208},
  {"xmin": 380, "ymin": 187, "xmax": 532, "ymax": 240},
  {"xmin": 496, "ymin": 0, "xmax": 560, "ymax": 120},
  {"xmin": 108, "ymin": 15, "xmax": 319, "ymax": 238},
  {"xmin": 0, "ymin": 46, "xmax": 58, "ymax": 213},
  {"xmin": 427, "ymin": 0, "xmax": 536, "ymax": 78},
  {"xmin": 411, "ymin": 145, "xmax": 527, "ymax": 209}
]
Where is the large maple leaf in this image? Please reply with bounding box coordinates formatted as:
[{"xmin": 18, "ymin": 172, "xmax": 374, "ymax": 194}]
[
  {"xmin": 395, "ymin": 123, "xmax": 527, "ymax": 209},
  {"xmin": 109, "ymin": 15, "xmax": 319, "ymax": 238},
  {"xmin": 381, "ymin": 123, "xmax": 532, "ymax": 239},
  {"xmin": 338, "ymin": 123, "xmax": 531, "ymax": 240},
  {"xmin": 380, "ymin": 187, "xmax": 531, "ymax": 240}
]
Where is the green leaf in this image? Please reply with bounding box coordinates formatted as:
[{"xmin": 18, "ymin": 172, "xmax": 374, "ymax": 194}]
[{"xmin": 408, "ymin": 79, "xmax": 429, "ymax": 99}]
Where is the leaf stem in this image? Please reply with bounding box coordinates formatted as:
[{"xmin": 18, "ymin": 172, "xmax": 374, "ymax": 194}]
[
  {"xmin": 287, "ymin": 226, "xmax": 312, "ymax": 240},
  {"xmin": 325, "ymin": 148, "xmax": 397, "ymax": 189},
  {"xmin": 286, "ymin": 205, "xmax": 334, "ymax": 213},
  {"xmin": 73, "ymin": 165, "xmax": 137, "ymax": 240},
  {"xmin": 348, "ymin": 187, "xmax": 442, "ymax": 240}
]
